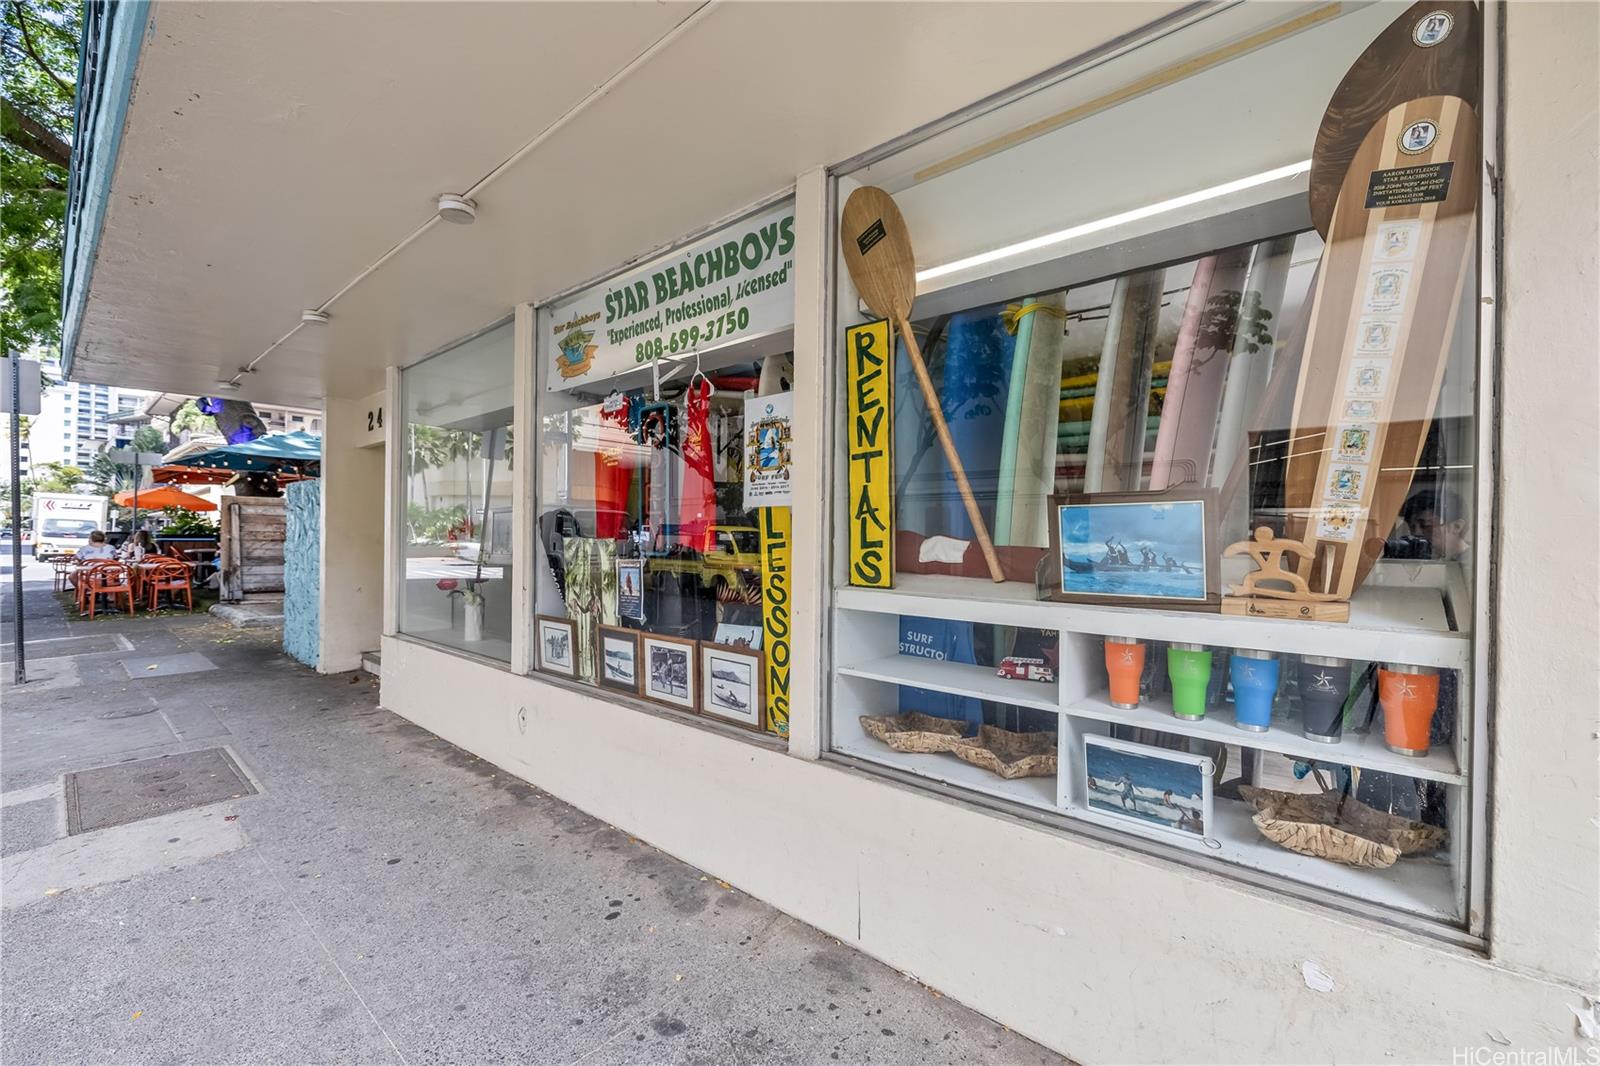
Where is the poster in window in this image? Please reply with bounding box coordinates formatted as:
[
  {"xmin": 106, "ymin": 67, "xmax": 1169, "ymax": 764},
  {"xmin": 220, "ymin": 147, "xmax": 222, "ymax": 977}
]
[
  {"xmin": 742, "ymin": 392, "xmax": 794, "ymax": 510},
  {"xmin": 845, "ymin": 319, "xmax": 893, "ymax": 587}
]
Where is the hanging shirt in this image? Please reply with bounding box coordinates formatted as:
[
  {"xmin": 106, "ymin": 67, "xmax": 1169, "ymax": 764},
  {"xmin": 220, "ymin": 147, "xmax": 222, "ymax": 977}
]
[{"xmin": 678, "ymin": 378, "xmax": 717, "ymax": 552}]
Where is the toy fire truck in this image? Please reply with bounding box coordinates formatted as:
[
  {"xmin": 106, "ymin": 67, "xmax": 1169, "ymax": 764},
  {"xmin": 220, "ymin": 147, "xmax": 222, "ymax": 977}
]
[{"xmin": 996, "ymin": 656, "xmax": 1054, "ymax": 683}]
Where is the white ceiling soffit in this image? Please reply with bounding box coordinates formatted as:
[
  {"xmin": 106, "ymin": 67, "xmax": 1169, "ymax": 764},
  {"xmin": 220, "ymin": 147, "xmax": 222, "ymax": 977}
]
[{"xmin": 72, "ymin": 1, "xmax": 1181, "ymax": 407}]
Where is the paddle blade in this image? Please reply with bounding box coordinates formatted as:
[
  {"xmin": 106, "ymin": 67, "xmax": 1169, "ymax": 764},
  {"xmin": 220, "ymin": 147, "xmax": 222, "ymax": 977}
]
[
  {"xmin": 840, "ymin": 186, "xmax": 918, "ymax": 321},
  {"xmin": 1310, "ymin": 0, "xmax": 1480, "ymax": 239}
]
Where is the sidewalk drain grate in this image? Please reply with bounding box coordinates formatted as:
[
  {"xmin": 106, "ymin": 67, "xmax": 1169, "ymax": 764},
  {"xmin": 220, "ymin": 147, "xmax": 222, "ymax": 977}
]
[{"xmin": 64, "ymin": 748, "xmax": 256, "ymax": 835}]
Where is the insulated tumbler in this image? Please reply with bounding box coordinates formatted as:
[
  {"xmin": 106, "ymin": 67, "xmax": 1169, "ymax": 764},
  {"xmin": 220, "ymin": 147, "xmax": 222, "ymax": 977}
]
[
  {"xmin": 1167, "ymin": 643, "xmax": 1212, "ymax": 721},
  {"xmin": 1229, "ymin": 649, "xmax": 1279, "ymax": 732},
  {"xmin": 1104, "ymin": 636, "xmax": 1144, "ymax": 710},
  {"xmin": 1298, "ymin": 654, "xmax": 1351, "ymax": 743},
  {"xmin": 1378, "ymin": 662, "xmax": 1440, "ymax": 757}
]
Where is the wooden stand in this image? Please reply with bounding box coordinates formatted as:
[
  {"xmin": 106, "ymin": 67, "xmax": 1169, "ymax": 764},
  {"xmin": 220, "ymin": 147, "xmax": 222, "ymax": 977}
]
[{"xmin": 1220, "ymin": 527, "xmax": 1350, "ymax": 623}]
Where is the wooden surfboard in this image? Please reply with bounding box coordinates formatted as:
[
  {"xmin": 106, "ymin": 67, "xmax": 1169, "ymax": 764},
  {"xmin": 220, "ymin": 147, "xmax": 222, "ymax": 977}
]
[
  {"xmin": 1285, "ymin": 93, "xmax": 1479, "ymax": 598},
  {"xmin": 1310, "ymin": 1, "xmax": 1481, "ymax": 239}
]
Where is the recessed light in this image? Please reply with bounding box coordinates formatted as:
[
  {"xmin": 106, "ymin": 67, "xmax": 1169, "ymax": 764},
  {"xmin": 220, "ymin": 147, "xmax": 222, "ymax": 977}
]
[
  {"xmin": 301, "ymin": 309, "xmax": 330, "ymax": 325},
  {"xmin": 437, "ymin": 194, "xmax": 477, "ymax": 224}
]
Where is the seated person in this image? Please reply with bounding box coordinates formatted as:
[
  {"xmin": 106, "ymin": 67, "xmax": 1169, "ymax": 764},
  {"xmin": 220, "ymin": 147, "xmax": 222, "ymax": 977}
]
[
  {"xmin": 118, "ymin": 530, "xmax": 157, "ymax": 562},
  {"xmin": 75, "ymin": 531, "xmax": 117, "ymax": 561}
]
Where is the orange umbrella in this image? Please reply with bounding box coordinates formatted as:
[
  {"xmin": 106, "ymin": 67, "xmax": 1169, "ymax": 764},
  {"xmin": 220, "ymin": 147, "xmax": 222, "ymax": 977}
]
[{"xmin": 111, "ymin": 485, "xmax": 217, "ymax": 511}]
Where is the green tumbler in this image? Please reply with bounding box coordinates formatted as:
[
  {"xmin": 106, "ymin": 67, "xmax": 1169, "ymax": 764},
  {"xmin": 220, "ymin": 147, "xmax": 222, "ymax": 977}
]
[{"xmin": 1167, "ymin": 642, "xmax": 1213, "ymax": 721}]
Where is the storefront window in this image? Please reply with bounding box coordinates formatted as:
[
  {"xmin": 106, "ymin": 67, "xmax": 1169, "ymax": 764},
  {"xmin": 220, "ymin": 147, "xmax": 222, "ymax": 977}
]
[
  {"xmin": 830, "ymin": 3, "xmax": 1485, "ymax": 929},
  {"xmin": 533, "ymin": 201, "xmax": 797, "ymax": 739},
  {"xmin": 398, "ymin": 322, "xmax": 515, "ymax": 661}
]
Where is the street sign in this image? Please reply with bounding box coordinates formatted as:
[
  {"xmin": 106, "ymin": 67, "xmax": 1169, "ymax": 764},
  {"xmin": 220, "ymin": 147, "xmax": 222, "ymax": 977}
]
[{"xmin": 0, "ymin": 359, "xmax": 41, "ymax": 415}]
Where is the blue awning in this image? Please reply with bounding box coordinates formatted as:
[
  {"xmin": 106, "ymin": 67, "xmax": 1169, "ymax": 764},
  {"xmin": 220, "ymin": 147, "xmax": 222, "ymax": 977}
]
[{"xmin": 175, "ymin": 431, "xmax": 322, "ymax": 475}]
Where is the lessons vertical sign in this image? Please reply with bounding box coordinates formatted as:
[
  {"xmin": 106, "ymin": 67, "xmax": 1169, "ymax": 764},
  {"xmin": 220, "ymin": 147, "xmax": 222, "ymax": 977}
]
[{"xmin": 846, "ymin": 320, "xmax": 894, "ymax": 587}]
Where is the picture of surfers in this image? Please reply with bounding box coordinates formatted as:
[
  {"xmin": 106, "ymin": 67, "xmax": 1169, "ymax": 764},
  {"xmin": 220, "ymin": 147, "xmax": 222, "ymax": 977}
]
[
  {"xmin": 648, "ymin": 644, "xmax": 690, "ymax": 700},
  {"xmin": 1085, "ymin": 738, "xmax": 1207, "ymax": 836},
  {"xmin": 602, "ymin": 634, "xmax": 636, "ymax": 687},
  {"xmin": 1058, "ymin": 499, "xmax": 1207, "ymax": 600},
  {"xmin": 707, "ymin": 654, "xmax": 752, "ymax": 715}
]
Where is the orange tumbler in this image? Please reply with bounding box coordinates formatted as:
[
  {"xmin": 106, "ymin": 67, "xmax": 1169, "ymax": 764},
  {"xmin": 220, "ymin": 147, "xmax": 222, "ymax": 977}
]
[
  {"xmin": 1104, "ymin": 636, "xmax": 1145, "ymax": 710},
  {"xmin": 1378, "ymin": 663, "xmax": 1440, "ymax": 757}
]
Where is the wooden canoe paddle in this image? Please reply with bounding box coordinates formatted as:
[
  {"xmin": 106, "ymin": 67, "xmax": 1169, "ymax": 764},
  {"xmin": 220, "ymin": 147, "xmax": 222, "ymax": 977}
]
[{"xmin": 840, "ymin": 186, "xmax": 1006, "ymax": 583}]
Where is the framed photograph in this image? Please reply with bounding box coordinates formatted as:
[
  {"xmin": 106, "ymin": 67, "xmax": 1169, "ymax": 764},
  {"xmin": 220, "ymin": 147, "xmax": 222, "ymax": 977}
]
[
  {"xmin": 598, "ymin": 626, "xmax": 640, "ymax": 695},
  {"xmin": 1083, "ymin": 734, "xmax": 1213, "ymax": 840},
  {"xmin": 712, "ymin": 622, "xmax": 762, "ymax": 650},
  {"xmin": 699, "ymin": 642, "xmax": 765, "ymax": 731},
  {"xmin": 1048, "ymin": 489, "xmax": 1218, "ymax": 607},
  {"xmin": 535, "ymin": 615, "xmax": 576, "ymax": 677},
  {"xmin": 640, "ymin": 633, "xmax": 697, "ymax": 712}
]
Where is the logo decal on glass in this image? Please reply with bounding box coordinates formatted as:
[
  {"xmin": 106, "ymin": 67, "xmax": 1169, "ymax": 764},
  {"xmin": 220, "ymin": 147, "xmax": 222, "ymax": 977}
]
[{"xmin": 1412, "ymin": 10, "xmax": 1453, "ymax": 47}]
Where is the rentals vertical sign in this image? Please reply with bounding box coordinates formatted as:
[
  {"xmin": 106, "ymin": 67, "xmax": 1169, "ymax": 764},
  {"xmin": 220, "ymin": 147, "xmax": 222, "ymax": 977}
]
[{"xmin": 845, "ymin": 320, "xmax": 894, "ymax": 587}]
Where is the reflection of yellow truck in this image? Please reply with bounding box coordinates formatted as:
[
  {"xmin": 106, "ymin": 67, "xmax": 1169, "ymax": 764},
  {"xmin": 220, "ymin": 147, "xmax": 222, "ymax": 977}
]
[{"xmin": 644, "ymin": 526, "xmax": 762, "ymax": 596}]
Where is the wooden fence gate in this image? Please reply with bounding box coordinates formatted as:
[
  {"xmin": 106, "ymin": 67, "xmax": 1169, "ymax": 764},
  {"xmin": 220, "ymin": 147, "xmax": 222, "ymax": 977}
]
[{"xmin": 219, "ymin": 496, "xmax": 286, "ymax": 602}]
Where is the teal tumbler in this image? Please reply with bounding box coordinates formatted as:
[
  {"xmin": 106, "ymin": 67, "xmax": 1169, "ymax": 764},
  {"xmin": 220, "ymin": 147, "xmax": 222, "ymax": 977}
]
[
  {"xmin": 1167, "ymin": 642, "xmax": 1212, "ymax": 721},
  {"xmin": 1229, "ymin": 648, "xmax": 1280, "ymax": 732}
]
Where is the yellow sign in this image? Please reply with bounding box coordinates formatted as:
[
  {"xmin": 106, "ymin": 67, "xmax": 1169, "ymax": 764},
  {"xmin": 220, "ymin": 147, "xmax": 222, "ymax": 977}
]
[
  {"xmin": 759, "ymin": 505, "xmax": 792, "ymax": 737},
  {"xmin": 845, "ymin": 319, "xmax": 893, "ymax": 587}
]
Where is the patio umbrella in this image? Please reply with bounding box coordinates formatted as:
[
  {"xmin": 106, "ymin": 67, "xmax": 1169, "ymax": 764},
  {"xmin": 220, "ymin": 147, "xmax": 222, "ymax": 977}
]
[
  {"xmin": 112, "ymin": 485, "xmax": 217, "ymax": 511},
  {"xmin": 177, "ymin": 430, "xmax": 321, "ymax": 476}
]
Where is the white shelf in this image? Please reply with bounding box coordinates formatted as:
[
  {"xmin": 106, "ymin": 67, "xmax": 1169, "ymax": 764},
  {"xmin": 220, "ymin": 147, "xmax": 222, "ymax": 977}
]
[
  {"xmin": 1066, "ymin": 797, "xmax": 1456, "ymax": 922},
  {"xmin": 834, "ymin": 737, "xmax": 1057, "ymax": 812},
  {"xmin": 837, "ymin": 654, "xmax": 1060, "ymax": 713},
  {"xmin": 1067, "ymin": 690, "xmax": 1464, "ymax": 785},
  {"xmin": 836, "ymin": 572, "xmax": 1469, "ymax": 670}
]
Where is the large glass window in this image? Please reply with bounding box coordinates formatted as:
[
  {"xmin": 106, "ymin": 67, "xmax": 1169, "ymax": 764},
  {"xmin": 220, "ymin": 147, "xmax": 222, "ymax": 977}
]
[
  {"xmin": 830, "ymin": 3, "xmax": 1486, "ymax": 931},
  {"xmin": 399, "ymin": 322, "xmax": 515, "ymax": 661},
  {"xmin": 531, "ymin": 201, "xmax": 797, "ymax": 739}
]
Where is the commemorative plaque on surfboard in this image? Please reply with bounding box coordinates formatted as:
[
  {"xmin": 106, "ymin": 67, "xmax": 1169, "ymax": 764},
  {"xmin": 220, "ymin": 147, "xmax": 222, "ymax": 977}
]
[{"xmin": 1280, "ymin": 93, "xmax": 1479, "ymax": 603}]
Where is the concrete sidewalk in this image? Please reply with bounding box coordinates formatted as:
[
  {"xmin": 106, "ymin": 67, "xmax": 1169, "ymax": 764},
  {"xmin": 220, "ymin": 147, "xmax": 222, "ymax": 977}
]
[{"xmin": 1, "ymin": 559, "xmax": 1063, "ymax": 1066}]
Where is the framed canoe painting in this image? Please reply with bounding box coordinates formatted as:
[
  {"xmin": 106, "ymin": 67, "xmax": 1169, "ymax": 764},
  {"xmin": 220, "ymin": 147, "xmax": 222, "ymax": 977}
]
[{"xmin": 1048, "ymin": 490, "xmax": 1219, "ymax": 607}]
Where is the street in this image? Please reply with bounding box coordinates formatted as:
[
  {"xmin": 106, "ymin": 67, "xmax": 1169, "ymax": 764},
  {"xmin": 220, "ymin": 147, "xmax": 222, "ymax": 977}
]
[{"xmin": 1, "ymin": 556, "xmax": 1061, "ymax": 1065}]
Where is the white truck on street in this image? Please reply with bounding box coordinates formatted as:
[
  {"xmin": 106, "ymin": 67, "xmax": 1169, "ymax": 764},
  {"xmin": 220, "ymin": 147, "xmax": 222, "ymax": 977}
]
[{"xmin": 31, "ymin": 493, "xmax": 109, "ymax": 560}]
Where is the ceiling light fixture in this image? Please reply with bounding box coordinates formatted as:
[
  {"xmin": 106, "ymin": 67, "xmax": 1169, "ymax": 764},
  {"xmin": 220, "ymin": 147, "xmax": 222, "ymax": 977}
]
[
  {"xmin": 301, "ymin": 309, "xmax": 330, "ymax": 325},
  {"xmin": 915, "ymin": 159, "xmax": 1313, "ymax": 284},
  {"xmin": 215, "ymin": 380, "xmax": 242, "ymax": 392},
  {"xmin": 436, "ymin": 194, "xmax": 477, "ymax": 225}
]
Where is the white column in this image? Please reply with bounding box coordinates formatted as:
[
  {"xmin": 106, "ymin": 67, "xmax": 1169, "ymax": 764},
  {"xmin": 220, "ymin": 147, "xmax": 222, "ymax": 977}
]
[{"xmin": 318, "ymin": 392, "xmax": 387, "ymax": 672}]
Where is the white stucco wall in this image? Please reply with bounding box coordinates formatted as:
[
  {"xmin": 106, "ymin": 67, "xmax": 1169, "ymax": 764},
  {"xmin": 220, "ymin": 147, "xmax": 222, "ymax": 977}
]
[
  {"xmin": 374, "ymin": 6, "xmax": 1600, "ymax": 1062},
  {"xmin": 318, "ymin": 394, "xmax": 386, "ymax": 672}
]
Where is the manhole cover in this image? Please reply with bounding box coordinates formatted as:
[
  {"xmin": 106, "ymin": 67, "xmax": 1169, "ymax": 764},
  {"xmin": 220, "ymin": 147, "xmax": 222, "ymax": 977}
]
[{"xmin": 64, "ymin": 748, "xmax": 257, "ymax": 835}]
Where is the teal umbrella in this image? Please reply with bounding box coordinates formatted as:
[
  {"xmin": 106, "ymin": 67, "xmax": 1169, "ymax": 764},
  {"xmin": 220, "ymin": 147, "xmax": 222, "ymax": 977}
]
[{"xmin": 177, "ymin": 430, "xmax": 322, "ymax": 476}]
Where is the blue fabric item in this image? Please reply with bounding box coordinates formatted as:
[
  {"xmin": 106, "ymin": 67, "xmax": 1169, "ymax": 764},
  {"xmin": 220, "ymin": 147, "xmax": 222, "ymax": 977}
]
[
  {"xmin": 897, "ymin": 616, "xmax": 982, "ymax": 734},
  {"xmin": 935, "ymin": 307, "xmax": 1016, "ymax": 540}
]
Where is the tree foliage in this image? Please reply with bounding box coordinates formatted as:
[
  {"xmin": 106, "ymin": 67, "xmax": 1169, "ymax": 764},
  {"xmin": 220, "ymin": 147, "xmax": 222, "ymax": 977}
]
[{"xmin": 2, "ymin": 0, "xmax": 77, "ymax": 356}]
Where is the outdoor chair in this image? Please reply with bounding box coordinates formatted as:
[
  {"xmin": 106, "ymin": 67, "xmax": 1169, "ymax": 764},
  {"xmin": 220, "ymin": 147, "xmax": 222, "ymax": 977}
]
[
  {"xmin": 83, "ymin": 563, "xmax": 136, "ymax": 620},
  {"xmin": 51, "ymin": 558, "xmax": 73, "ymax": 593},
  {"xmin": 73, "ymin": 560, "xmax": 120, "ymax": 614},
  {"xmin": 146, "ymin": 561, "xmax": 194, "ymax": 613}
]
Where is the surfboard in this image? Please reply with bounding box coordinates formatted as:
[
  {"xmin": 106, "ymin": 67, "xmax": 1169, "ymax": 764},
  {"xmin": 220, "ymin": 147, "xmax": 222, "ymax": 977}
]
[
  {"xmin": 1084, "ymin": 271, "xmax": 1165, "ymax": 492},
  {"xmin": 935, "ymin": 308, "xmax": 1016, "ymax": 540},
  {"xmin": 1285, "ymin": 93, "xmax": 1479, "ymax": 598},
  {"xmin": 1309, "ymin": 1, "xmax": 1481, "ymax": 239},
  {"xmin": 1148, "ymin": 247, "xmax": 1253, "ymax": 491},
  {"xmin": 997, "ymin": 293, "xmax": 1068, "ymax": 547}
]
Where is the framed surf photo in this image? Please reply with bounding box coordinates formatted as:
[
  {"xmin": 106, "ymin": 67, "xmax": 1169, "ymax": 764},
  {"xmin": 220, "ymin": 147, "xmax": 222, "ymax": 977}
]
[
  {"xmin": 597, "ymin": 626, "xmax": 641, "ymax": 696},
  {"xmin": 698, "ymin": 642, "xmax": 765, "ymax": 732},
  {"xmin": 536, "ymin": 615, "xmax": 576, "ymax": 677},
  {"xmin": 1047, "ymin": 490, "xmax": 1219, "ymax": 608},
  {"xmin": 640, "ymin": 633, "xmax": 698, "ymax": 713},
  {"xmin": 1082, "ymin": 733, "xmax": 1213, "ymax": 841}
]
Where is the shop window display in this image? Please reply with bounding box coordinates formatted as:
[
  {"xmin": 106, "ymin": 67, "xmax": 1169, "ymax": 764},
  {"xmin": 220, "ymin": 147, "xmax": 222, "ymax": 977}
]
[
  {"xmin": 830, "ymin": 2, "xmax": 1484, "ymax": 929},
  {"xmin": 398, "ymin": 322, "xmax": 516, "ymax": 661},
  {"xmin": 533, "ymin": 201, "xmax": 797, "ymax": 739}
]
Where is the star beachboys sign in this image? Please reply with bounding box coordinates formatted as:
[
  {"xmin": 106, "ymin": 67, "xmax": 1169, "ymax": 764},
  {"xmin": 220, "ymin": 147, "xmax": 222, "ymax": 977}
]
[{"xmin": 544, "ymin": 202, "xmax": 796, "ymax": 391}]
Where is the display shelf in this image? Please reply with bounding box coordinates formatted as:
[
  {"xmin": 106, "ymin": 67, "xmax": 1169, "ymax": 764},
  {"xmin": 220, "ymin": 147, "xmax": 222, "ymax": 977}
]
[
  {"xmin": 835, "ymin": 573, "xmax": 1469, "ymax": 670},
  {"xmin": 834, "ymin": 736, "xmax": 1058, "ymax": 812},
  {"xmin": 1067, "ymin": 689, "xmax": 1465, "ymax": 784},
  {"xmin": 837, "ymin": 654, "xmax": 1060, "ymax": 713},
  {"xmin": 1065, "ymin": 796, "xmax": 1457, "ymax": 922}
]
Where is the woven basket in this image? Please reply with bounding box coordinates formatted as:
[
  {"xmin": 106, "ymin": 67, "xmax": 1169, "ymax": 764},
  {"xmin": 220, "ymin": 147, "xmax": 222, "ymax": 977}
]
[
  {"xmin": 949, "ymin": 725, "xmax": 1057, "ymax": 780},
  {"xmin": 859, "ymin": 712, "xmax": 968, "ymax": 754},
  {"xmin": 1239, "ymin": 787, "xmax": 1448, "ymax": 869}
]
